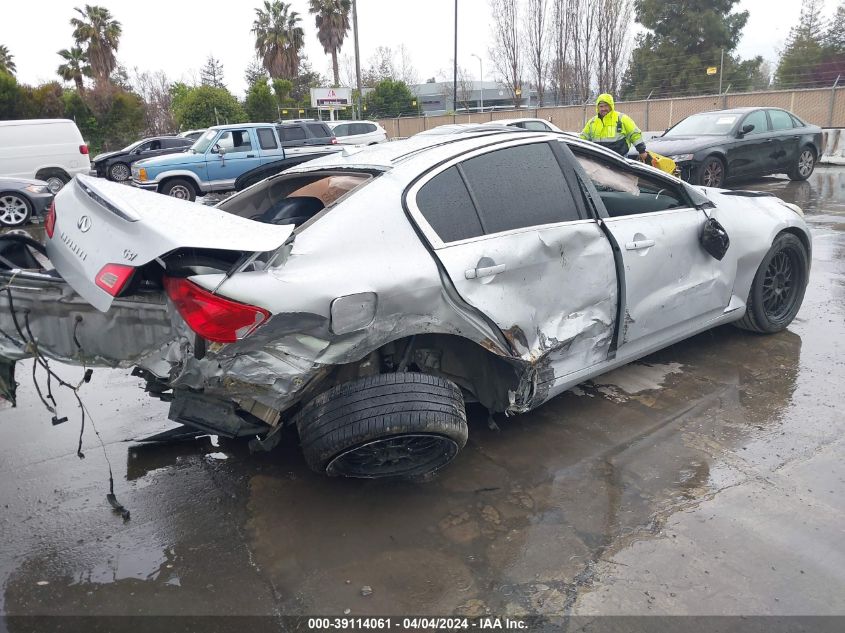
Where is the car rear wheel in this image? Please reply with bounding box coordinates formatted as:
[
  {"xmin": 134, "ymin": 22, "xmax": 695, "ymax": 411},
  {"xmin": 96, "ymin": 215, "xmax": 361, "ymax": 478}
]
[
  {"xmin": 36, "ymin": 170, "xmax": 70, "ymax": 194},
  {"xmin": 734, "ymin": 232, "xmax": 809, "ymax": 334},
  {"xmin": 0, "ymin": 193, "xmax": 32, "ymax": 227},
  {"xmin": 160, "ymin": 178, "xmax": 196, "ymax": 201},
  {"xmin": 108, "ymin": 162, "xmax": 131, "ymax": 182},
  {"xmin": 296, "ymin": 372, "xmax": 468, "ymax": 479},
  {"xmin": 788, "ymin": 147, "xmax": 815, "ymax": 181},
  {"xmin": 698, "ymin": 156, "xmax": 725, "ymax": 187}
]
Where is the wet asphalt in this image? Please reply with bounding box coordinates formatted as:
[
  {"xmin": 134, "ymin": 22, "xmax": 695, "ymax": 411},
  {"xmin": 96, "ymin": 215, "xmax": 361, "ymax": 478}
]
[{"xmin": 0, "ymin": 168, "xmax": 844, "ymax": 624}]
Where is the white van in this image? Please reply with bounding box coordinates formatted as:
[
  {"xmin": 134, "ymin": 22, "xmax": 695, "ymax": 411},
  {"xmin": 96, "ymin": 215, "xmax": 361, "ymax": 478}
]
[{"xmin": 0, "ymin": 119, "xmax": 91, "ymax": 193}]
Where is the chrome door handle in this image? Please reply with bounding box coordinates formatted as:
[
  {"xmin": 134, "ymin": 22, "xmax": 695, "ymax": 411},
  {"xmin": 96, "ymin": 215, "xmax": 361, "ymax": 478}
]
[
  {"xmin": 465, "ymin": 263, "xmax": 506, "ymax": 279},
  {"xmin": 625, "ymin": 239, "xmax": 655, "ymax": 251}
]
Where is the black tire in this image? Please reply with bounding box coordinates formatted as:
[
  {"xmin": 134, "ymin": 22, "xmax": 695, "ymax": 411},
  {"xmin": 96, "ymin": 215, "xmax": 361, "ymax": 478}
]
[
  {"xmin": 108, "ymin": 162, "xmax": 131, "ymax": 182},
  {"xmin": 36, "ymin": 170, "xmax": 70, "ymax": 194},
  {"xmin": 0, "ymin": 192, "xmax": 33, "ymax": 227},
  {"xmin": 788, "ymin": 146, "xmax": 815, "ymax": 181},
  {"xmin": 734, "ymin": 232, "xmax": 809, "ymax": 334},
  {"xmin": 160, "ymin": 178, "xmax": 196, "ymax": 201},
  {"xmin": 697, "ymin": 156, "xmax": 726, "ymax": 187},
  {"xmin": 296, "ymin": 372, "xmax": 468, "ymax": 479}
]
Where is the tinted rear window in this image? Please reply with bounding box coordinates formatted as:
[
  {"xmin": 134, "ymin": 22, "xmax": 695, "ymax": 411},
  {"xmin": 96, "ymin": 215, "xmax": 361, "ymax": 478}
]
[
  {"xmin": 769, "ymin": 110, "xmax": 795, "ymax": 131},
  {"xmin": 278, "ymin": 126, "xmax": 306, "ymax": 141},
  {"xmin": 417, "ymin": 166, "xmax": 483, "ymax": 242},
  {"xmin": 257, "ymin": 127, "xmax": 278, "ymax": 149},
  {"xmin": 460, "ymin": 143, "xmax": 580, "ymax": 234},
  {"xmin": 307, "ymin": 123, "xmax": 332, "ymax": 138},
  {"xmin": 351, "ymin": 123, "xmax": 376, "ymax": 135}
]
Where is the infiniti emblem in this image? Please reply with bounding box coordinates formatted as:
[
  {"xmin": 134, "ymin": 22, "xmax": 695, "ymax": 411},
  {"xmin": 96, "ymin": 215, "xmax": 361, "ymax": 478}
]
[{"xmin": 77, "ymin": 215, "xmax": 91, "ymax": 232}]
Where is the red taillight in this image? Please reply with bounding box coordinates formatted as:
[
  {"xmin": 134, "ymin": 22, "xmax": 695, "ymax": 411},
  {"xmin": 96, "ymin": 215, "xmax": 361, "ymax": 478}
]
[
  {"xmin": 45, "ymin": 201, "xmax": 56, "ymax": 238},
  {"xmin": 331, "ymin": 137, "xmax": 338, "ymax": 144},
  {"xmin": 79, "ymin": 144, "xmax": 89, "ymax": 155},
  {"xmin": 163, "ymin": 277, "xmax": 269, "ymax": 344},
  {"xmin": 95, "ymin": 263, "xmax": 134, "ymax": 297}
]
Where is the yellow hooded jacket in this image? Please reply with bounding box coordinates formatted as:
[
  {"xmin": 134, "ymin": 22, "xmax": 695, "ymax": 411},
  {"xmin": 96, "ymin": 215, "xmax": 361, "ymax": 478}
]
[{"xmin": 580, "ymin": 93, "xmax": 646, "ymax": 157}]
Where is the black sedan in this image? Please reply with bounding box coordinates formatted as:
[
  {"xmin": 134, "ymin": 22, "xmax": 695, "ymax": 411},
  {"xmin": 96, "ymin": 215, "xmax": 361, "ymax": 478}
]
[
  {"xmin": 90, "ymin": 136, "xmax": 194, "ymax": 182},
  {"xmin": 645, "ymin": 107, "xmax": 823, "ymax": 187},
  {"xmin": 0, "ymin": 177, "xmax": 53, "ymax": 227}
]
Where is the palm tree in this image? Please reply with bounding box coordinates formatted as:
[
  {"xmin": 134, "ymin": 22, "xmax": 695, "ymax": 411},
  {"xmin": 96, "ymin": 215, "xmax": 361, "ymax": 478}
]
[
  {"xmin": 308, "ymin": 0, "xmax": 351, "ymax": 87},
  {"xmin": 70, "ymin": 5, "xmax": 121, "ymax": 86},
  {"xmin": 0, "ymin": 45, "xmax": 16, "ymax": 75},
  {"xmin": 57, "ymin": 46, "xmax": 92, "ymax": 93},
  {"xmin": 252, "ymin": 1, "xmax": 305, "ymax": 79}
]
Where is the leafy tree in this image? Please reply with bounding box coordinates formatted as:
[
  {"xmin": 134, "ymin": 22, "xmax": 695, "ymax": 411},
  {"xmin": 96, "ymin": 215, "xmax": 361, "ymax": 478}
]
[
  {"xmin": 364, "ymin": 79, "xmax": 416, "ymax": 118},
  {"xmin": 0, "ymin": 45, "xmax": 16, "ymax": 75},
  {"xmin": 827, "ymin": 2, "xmax": 845, "ymax": 53},
  {"xmin": 0, "ymin": 71, "xmax": 22, "ymax": 119},
  {"xmin": 774, "ymin": 0, "xmax": 830, "ymax": 87},
  {"xmin": 57, "ymin": 46, "xmax": 92, "ymax": 93},
  {"xmin": 171, "ymin": 84, "xmax": 246, "ymax": 129},
  {"xmin": 244, "ymin": 59, "xmax": 268, "ymax": 87},
  {"xmin": 621, "ymin": 0, "xmax": 752, "ymax": 99},
  {"xmin": 70, "ymin": 5, "xmax": 122, "ymax": 87},
  {"xmin": 200, "ymin": 55, "xmax": 226, "ymax": 88},
  {"xmin": 252, "ymin": 1, "xmax": 305, "ymax": 79},
  {"xmin": 31, "ymin": 82, "xmax": 66, "ymax": 118},
  {"xmin": 308, "ymin": 0, "xmax": 351, "ymax": 87},
  {"xmin": 272, "ymin": 78, "xmax": 295, "ymax": 107},
  {"xmin": 245, "ymin": 77, "xmax": 278, "ymax": 121}
]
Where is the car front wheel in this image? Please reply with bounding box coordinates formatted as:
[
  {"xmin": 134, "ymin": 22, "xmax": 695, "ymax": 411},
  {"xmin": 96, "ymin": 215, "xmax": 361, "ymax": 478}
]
[
  {"xmin": 698, "ymin": 156, "xmax": 726, "ymax": 187},
  {"xmin": 0, "ymin": 193, "xmax": 33, "ymax": 227},
  {"xmin": 160, "ymin": 178, "xmax": 196, "ymax": 201},
  {"xmin": 296, "ymin": 372, "xmax": 468, "ymax": 479},
  {"xmin": 788, "ymin": 147, "xmax": 815, "ymax": 181},
  {"xmin": 734, "ymin": 232, "xmax": 809, "ymax": 334},
  {"xmin": 108, "ymin": 162, "xmax": 131, "ymax": 182}
]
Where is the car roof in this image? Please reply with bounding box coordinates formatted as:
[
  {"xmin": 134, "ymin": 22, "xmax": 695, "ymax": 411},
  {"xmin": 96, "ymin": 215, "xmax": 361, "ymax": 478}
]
[
  {"xmin": 284, "ymin": 128, "xmax": 628, "ymax": 175},
  {"xmin": 325, "ymin": 120, "xmax": 380, "ymax": 126},
  {"xmin": 209, "ymin": 122, "xmax": 276, "ymax": 131}
]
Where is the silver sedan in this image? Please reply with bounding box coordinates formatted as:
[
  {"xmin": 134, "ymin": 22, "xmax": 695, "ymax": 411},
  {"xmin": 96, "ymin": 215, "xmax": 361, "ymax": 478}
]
[{"xmin": 0, "ymin": 130, "xmax": 811, "ymax": 478}]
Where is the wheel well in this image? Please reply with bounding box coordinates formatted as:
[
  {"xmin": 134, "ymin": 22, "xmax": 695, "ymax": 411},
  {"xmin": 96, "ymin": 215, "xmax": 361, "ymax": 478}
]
[
  {"xmin": 310, "ymin": 333, "xmax": 524, "ymax": 415},
  {"xmin": 35, "ymin": 168, "xmax": 70, "ymax": 181},
  {"xmin": 159, "ymin": 175, "xmax": 198, "ymax": 193},
  {"xmin": 801, "ymin": 144, "xmax": 818, "ymax": 158},
  {"xmin": 779, "ymin": 227, "xmax": 811, "ymax": 258}
]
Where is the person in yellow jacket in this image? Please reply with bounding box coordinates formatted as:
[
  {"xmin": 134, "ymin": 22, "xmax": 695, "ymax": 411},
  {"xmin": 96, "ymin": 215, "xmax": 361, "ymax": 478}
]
[{"xmin": 580, "ymin": 93, "xmax": 649, "ymax": 161}]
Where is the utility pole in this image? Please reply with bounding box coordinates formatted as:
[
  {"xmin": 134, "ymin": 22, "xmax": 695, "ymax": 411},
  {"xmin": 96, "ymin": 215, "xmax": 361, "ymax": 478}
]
[
  {"xmin": 719, "ymin": 48, "xmax": 724, "ymax": 94},
  {"xmin": 353, "ymin": 0, "xmax": 363, "ymax": 119},
  {"xmin": 453, "ymin": 0, "xmax": 457, "ymax": 114}
]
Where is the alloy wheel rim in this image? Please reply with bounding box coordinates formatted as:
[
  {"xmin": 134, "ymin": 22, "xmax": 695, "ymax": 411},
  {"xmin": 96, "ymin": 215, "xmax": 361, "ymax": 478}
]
[
  {"xmin": 798, "ymin": 151, "xmax": 813, "ymax": 177},
  {"xmin": 46, "ymin": 177, "xmax": 64, "ymax": 194},
  {"xmin": 111, "ymin": 164, "xmax": 130, "ymax": 181},
  {"xmin": 169, "ymin": 185, "xmax": 191, "ymax": 199},
  {"xmin": 762, "ymin": 249, "xmax": 800, "ymax": 321},
  {"xmin": 326, "ymin": 434, "xmax": 459, "ymax": 478},
  {"xmin": 703, "ymin": 162, "xmax": 723, "ymax": 187},
  {"xmin": 0, "ymin": 195, "xmax": 29, "ymax": 225}
]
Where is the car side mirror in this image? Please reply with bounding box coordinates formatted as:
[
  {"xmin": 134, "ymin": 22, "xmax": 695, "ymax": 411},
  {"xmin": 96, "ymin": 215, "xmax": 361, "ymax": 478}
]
[
  {"xmin": 738, "ymin": 124, "xmax": 755, "ymax": 137},
  {"xmin": 212, "ymin": 144, "xmax": 225, "ymax": 155}
]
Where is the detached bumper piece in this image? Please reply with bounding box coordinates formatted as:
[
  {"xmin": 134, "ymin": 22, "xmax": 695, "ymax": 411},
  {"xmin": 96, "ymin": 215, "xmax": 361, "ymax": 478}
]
[{"xmin": 168, "ymin": 390, "xmax": 271, "ymax": 438}]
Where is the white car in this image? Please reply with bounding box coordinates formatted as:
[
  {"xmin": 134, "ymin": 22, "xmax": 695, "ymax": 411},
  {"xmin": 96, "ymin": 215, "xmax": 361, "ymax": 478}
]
[
  {"xmin": 0, "ymin": 130, "xmax": 811, "ymax": 479},
  {"xmin": 486, "ymin": 117, "xmax": 565, "ymax": 133},
  {"xmin": 0, "ymin": 119, "xmax": 91, "ymax": 193},
  {"xmin": 326, "ymin": 120, "xmax": 387, "ymax": 145}
]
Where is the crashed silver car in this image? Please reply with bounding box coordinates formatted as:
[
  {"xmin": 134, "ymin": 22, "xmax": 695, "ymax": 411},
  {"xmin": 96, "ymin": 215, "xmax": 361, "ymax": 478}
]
[{"xmin": 0, "ymin": 129, "xmax": 811, "ymax": 478}]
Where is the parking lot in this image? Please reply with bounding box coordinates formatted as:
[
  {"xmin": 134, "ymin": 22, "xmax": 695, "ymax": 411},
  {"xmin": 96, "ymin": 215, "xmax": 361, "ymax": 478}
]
[{"xmin": 1, "ymin": 166, "xmax": 844, "ymax": 626}]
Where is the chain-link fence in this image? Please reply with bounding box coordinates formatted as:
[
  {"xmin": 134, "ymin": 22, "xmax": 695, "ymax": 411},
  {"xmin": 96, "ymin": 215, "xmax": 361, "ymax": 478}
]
[{"xmin": 377, "ymin": 85, "xmax": 845, "ymax": 138}]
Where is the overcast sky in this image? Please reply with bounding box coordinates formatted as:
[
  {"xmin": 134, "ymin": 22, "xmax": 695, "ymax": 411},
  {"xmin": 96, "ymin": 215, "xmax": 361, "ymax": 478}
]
[{"xmin": 5, "ymin": 0, "xmax": 840, "ymax": 98}]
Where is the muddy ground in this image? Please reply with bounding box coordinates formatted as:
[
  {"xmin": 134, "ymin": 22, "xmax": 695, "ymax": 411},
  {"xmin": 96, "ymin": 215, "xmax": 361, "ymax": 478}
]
[{"xmin": 1, "ymin": 168, "xmax": 844, "ymax": 628}]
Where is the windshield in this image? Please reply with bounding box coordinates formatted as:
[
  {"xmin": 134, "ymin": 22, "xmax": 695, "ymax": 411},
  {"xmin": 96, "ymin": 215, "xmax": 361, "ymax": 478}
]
[
  {"xmin": 190, "ymin": 129, "xmax": 218, "ymax": 153},
  {"xmin": 665, "ymin": 113, "xmax": 740, "ymax": 136},
  {"xmin": 121, "ymin": 140, "xmax": 143, "ymax": 152}
]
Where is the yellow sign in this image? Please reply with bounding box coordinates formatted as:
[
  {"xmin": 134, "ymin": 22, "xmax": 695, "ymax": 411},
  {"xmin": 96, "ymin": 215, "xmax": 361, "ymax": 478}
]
[{"xmin": 706, "ymin": 66, "xmax": 718, "ymax": 75}]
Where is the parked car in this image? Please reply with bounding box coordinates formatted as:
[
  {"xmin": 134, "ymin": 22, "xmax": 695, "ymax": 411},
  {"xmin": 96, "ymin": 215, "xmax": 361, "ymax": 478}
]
[
  {"xmin": 486, "ymin": 117, "xmax": 565, "ymax": 133},
  {"xmin": 131, "ymin": 122, "xmax": 340, "ymax": 201},
  {"xmin": 0, "ymin": 119, "xmax": 90, "ymax": 193},
  {"xmin": 1, "ymin": 130, "xmax": 811, "ymax": 479},
  {"xmin": 326, "ymin": 120, "xmax": 388, "ymax": 145},
  {"xmin": 90, "ymin": 136, "xmax": 194, "ymax": 182},
  {"xmin": 178, "ymin": 129, "xmax": 207, "ymax": 141},
  {"xmin": 0, "ymin": 177, "xmax": 54, "ymax": 227},
  {"xmin": 645, "ymin": 107, "xmax": 823, "ymax": 187}
]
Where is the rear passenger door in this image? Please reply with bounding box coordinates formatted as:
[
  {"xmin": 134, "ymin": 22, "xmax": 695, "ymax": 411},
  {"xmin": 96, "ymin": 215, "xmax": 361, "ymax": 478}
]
[
  {"xmin": 768, "ymin": 109, "xmax": 800, "ymax": 170},
  {"xmin": 407, "ymin": 139, "xmax": 618, "ymax": 380}
]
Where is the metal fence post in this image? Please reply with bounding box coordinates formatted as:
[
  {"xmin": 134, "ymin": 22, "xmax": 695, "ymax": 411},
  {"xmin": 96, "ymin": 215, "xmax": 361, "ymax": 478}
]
[
  {"xmin": 722, "ymin": 84, "xmax": 731, "ymax": 110},
  {"xmin": 830, "ymin": 75, "xmax": 841, "ymax": 128},
  {"xmin": 645, "ymin": 90, "xmax": 653, "ymax": 131}
]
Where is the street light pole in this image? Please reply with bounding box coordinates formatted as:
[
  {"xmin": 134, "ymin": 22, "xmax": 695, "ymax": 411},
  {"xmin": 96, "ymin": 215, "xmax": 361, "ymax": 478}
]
[
  {"xmin": 353, "ymin": 0, "xmax": 363, "ymax": 119},
  {"xmin": 471, "ymin": 53, "xmax": 483, "ymax": 113},
  {"xmin": 452, "ymin": 0, "xmax": 458, "ymax": 114}
]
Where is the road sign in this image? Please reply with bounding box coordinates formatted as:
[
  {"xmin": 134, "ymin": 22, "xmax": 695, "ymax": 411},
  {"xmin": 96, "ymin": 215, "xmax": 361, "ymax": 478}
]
[
  {"xmin": 310, "ymin": 87, "xmax": 352, "ymax": 108},
  {"xmin": 706, "ymin": 67, "xmax": 718, "ymax": 75}
]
